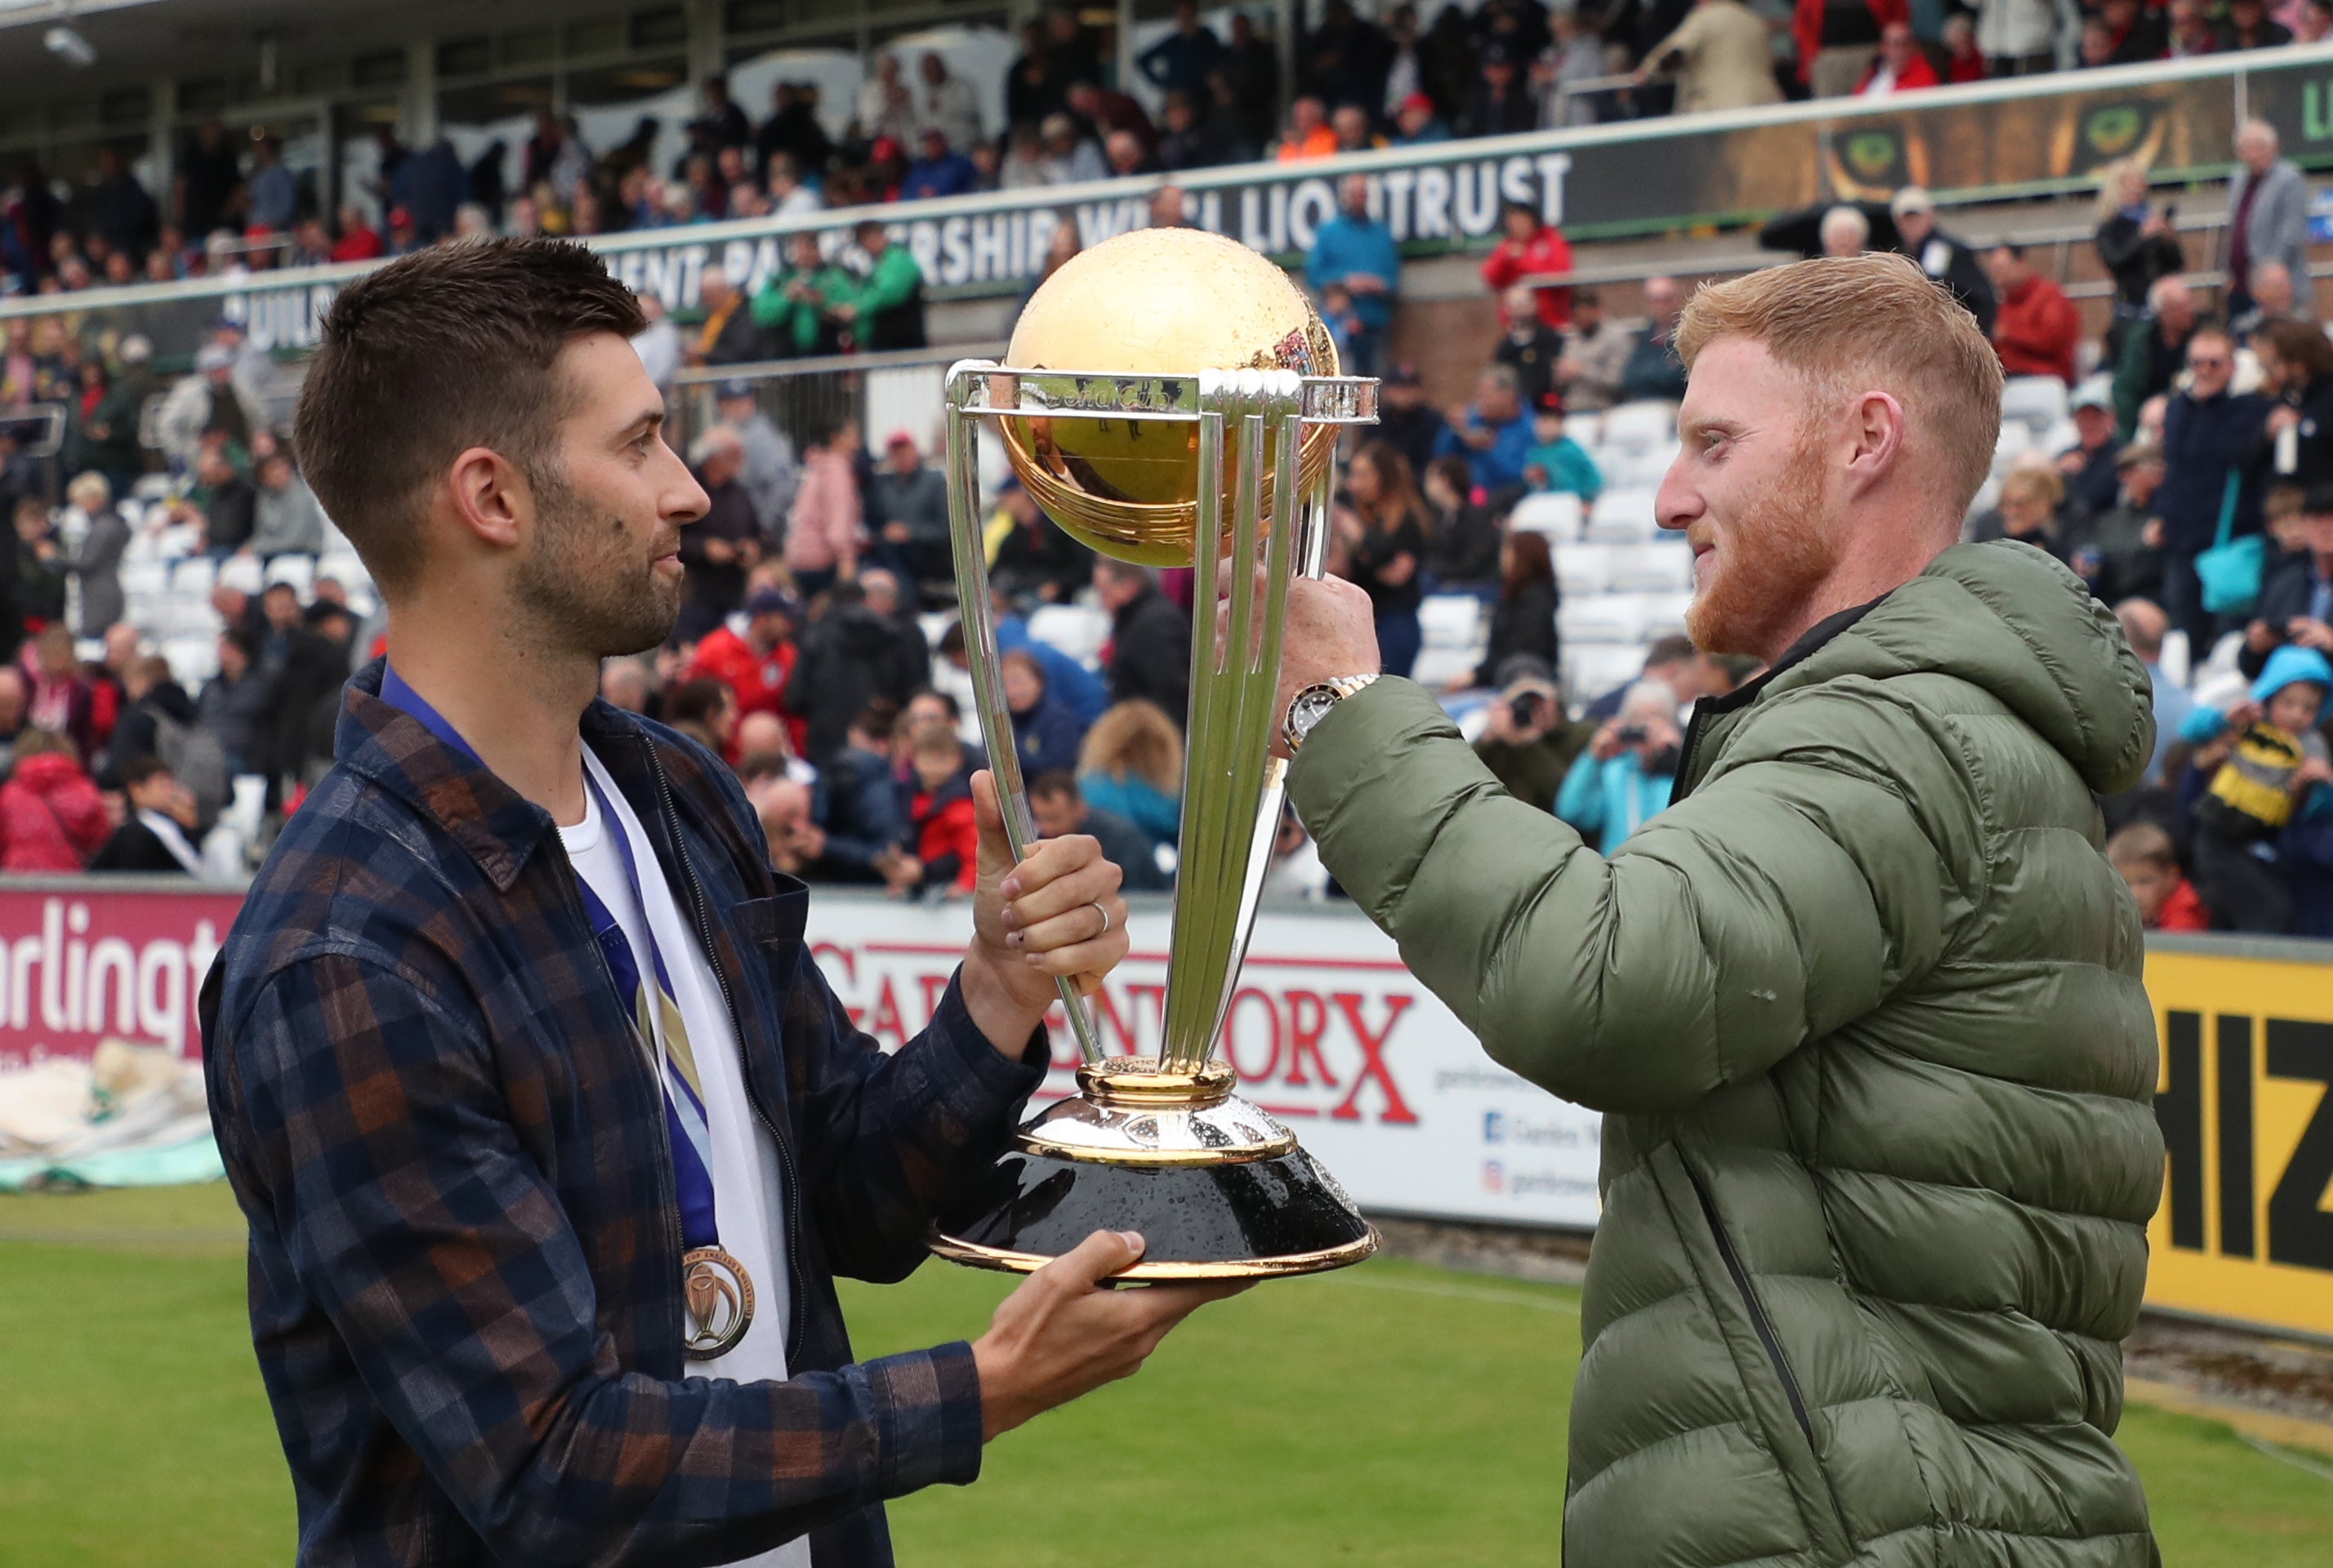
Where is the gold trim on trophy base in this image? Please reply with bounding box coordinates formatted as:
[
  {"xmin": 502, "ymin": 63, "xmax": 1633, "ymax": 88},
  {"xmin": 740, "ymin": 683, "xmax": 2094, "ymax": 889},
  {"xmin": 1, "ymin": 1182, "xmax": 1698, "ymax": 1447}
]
[
  {"xmin": 1013, "ymin": 1058, "xmax": 1300, "ymax": 1166},
  {"xmin": 926, "ymin": 1226, "xmax": 1381, "ymax": 1281},
  {"xmin": 1080, "ymin": 1056, "xmax": 1234, "ymax": 1107}
]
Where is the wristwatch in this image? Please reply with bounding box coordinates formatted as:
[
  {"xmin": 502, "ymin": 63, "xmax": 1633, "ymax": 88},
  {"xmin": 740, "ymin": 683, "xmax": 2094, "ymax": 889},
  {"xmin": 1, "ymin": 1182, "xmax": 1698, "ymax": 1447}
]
[{"xmin": 1283, "ymin": 674, "xmax": 1380, "ymax": 755}]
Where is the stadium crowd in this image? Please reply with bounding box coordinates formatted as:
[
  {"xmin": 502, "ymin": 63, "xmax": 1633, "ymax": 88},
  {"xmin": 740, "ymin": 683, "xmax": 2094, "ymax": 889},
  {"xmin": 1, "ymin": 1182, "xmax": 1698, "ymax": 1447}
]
[
  {"xmin": 7, "ymin": 0, "xmax": 2333, "ymax": 297},
  {"xmin": 0, "ymin": 11, "xmax": 2327, "ymax": 935}
]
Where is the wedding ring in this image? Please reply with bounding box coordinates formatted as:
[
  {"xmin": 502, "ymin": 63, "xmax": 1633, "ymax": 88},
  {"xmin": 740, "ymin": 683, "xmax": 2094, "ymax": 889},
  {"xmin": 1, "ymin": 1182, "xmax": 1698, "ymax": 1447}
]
[{"xmin": 1091, "ymin": 901, "xmax": 1112, "ymax": 936}]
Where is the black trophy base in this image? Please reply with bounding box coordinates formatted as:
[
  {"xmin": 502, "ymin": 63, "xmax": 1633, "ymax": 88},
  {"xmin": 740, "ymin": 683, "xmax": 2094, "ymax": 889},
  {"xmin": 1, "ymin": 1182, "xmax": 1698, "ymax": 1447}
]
[{"xmin": 930, "ymin": 1147, "xmax": 1379, "ymax": 1280}]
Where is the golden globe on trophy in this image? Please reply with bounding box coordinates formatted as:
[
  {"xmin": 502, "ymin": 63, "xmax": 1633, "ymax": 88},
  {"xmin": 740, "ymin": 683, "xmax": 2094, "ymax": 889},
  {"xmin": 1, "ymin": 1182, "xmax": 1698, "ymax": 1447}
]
[{"xmin": 927, "ymin": 225, "xmax": 1383, "ymax": 1281}]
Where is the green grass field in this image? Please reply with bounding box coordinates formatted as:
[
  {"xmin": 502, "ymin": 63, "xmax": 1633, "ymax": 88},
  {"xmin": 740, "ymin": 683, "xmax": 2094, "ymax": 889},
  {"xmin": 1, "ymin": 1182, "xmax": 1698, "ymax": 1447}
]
[{"xmin": 3, "ymin": 1183, "xmax": 2331, "ymax": 1566}]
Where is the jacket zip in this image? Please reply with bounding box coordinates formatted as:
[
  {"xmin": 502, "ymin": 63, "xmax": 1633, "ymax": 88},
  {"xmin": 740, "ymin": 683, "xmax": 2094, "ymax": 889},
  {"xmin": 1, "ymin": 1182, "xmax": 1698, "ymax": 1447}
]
[
  {"xmin": 1680, "ymin": 1156, "xmax": 1822, "ymax": 1454},
  {"xmin": 547, "ymin": 842, "xmax": 689, "ymax": 1331},
  {"xmin": 645, "ymin": 742, "xmax": 809, "ymax": 1366},
  {"xmin": 1668, "ymin": 697, "xmax": 1716, "ymax": 804}
]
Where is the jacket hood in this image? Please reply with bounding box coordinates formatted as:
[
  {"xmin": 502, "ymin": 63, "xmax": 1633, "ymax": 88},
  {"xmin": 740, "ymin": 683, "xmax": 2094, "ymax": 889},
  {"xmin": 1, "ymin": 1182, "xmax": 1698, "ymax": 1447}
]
[
  {"xmin": 143, "ymin": 681, "xmax": 198, "ymax": 723},
  {"xmin": 1768, "ymin": 540, "xmax": 2155, "ymax": 795},
  {"xmin": 10, "ymin": 752, "xmax": 85, "ymax": 794},
  {"xmin": 2252, "ymin": 644, "xmax": 2333, "ymax": 704}
]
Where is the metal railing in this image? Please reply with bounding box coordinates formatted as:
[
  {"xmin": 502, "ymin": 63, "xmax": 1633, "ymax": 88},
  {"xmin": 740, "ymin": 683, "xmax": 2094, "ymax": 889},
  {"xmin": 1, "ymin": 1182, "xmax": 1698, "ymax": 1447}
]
[{"xmin": 664, "ymin": 342, "xmax": 1004, "ymax": 476}]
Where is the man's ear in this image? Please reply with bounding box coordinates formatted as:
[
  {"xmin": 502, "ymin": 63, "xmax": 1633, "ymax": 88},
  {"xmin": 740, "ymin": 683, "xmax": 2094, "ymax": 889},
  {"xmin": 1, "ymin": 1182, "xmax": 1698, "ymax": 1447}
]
[
  {"xmin": 444, "ymin": 446, "xmax": 530, "ymax": 552},
  {"xmin": 1841, "ymin": 389, "xmax": 1907, "ymax": 497}
]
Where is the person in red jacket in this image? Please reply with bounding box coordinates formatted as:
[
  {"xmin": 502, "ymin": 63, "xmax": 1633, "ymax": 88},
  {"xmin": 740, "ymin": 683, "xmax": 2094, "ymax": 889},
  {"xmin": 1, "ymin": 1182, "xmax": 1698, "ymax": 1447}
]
[
  {"xmin": 1856, "ymin": 21, "xmax": 1940, "ymax": 94},
  {"xmin": 2107, "ymin": 821, "xmax": 2210, "ymax": 930},
  {"xmin": 683, "ymin": 587, "xmax": 802, "ymax": 755},
  {"xmin": 1479, "ymin": 201, "xmax": 1574, "ymax": 332},
  {"xmin": 894, "ymin": 717, "xmax": 980, "ymax": 898},
  {"xmin": 0, "ymin": 728, "xmax": 112, "ymax": 871},
  {"xmin": 1793, "ymin": 0, "xmax": 1908, "ymax": 95},
  {"xmin": 1983, "ymin": 242, "xmax": 2081, "ymax": 384}
]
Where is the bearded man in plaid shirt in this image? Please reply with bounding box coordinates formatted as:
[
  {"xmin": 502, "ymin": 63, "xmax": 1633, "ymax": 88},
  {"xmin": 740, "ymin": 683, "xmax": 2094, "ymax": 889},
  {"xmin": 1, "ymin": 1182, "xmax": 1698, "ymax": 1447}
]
[{"xmin": 202, "ymin": 238, "xmax": 1233, "ymax": 1568}]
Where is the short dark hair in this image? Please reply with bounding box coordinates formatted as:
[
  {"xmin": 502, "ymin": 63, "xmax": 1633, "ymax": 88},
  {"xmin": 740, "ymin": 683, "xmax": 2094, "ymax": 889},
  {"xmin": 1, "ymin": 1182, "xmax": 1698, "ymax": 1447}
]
[
  {"xmin": 292, "ymin": 238, "xmax": 645, "ymax": 596},
  {"xmin": 909, "ymin": 687, "xmax": 961, "ymax": 722},
  {"xmin": 1026, "ymin": 769, "xmax": 1080, "ymax": 804},
  {"xmin": 1643, "ymin": 634, "xmax": 1701, "ymax": 670},
  {"xmin": 851, "ymin": 697, "xmax": 900, "ymax": 743},
  {"xmin": 120, "ymin": 754, "xmax": 172, "ymax": 789},
  {"xmin": 665, "ymin": 678, "xmax": 733, "ymax": 728}
]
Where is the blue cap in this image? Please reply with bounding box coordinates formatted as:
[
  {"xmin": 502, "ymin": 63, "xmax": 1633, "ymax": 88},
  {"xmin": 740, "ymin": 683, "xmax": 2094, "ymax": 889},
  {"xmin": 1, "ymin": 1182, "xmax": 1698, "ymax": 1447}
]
[
  {"xmin": 2251, "ymin": 644, "xmax": 2333, "ymax": 704},
  {"xmin": 745, "ymin": 588, "xmax": 801, "ymax": 619},
  {"xmin": 716, "ymin": 378, "xmax": 754, "ymax": 400}
]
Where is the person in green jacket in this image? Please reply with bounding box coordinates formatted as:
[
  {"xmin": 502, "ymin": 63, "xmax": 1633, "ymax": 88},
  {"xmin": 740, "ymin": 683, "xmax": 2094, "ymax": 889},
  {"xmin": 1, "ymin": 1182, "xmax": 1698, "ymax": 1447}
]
[
  {"xmin": 833, "ymin": 218, "xmax": 927, "ymax": 351},
  {"xmin": 1276, "ymin": 253, "xmax": 2161, "ymax": 1567},
  {"xmin": 747, "ymin": 233, "xmax": 854, "ymax": 359}
]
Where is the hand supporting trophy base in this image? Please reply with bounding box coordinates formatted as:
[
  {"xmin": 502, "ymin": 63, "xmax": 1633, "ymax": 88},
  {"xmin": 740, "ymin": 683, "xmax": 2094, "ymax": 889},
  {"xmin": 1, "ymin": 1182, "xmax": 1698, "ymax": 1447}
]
[{"xmin": 927, "ymin": 226, "xmax": 1382, "ymax": 1281}]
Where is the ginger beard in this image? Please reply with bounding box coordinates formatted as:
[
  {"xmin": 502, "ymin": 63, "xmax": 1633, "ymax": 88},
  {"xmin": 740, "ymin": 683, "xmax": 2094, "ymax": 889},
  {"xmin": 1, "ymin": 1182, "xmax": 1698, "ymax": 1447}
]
[
  {"xmin": 1684, "ymin": 415, "xmax": 1841, "ymax": 658},
  {"xmin": 511, "ymin": 458, "xmax": 685, "ymax": 659}
]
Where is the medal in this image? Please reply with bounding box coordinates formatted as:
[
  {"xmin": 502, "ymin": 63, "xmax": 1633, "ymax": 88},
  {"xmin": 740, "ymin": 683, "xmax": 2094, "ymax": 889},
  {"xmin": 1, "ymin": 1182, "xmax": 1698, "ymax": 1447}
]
[{"xmin": 681, "ymin": 1245, "xmax": 756, "ymax": 1361}]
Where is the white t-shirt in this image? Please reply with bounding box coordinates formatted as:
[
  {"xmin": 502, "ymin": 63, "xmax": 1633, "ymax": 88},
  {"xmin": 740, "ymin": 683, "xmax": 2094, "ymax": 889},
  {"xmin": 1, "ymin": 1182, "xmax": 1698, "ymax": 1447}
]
[{"xmin": 560, "ymin": 747, "xmax": 810, "ymax": 1568}]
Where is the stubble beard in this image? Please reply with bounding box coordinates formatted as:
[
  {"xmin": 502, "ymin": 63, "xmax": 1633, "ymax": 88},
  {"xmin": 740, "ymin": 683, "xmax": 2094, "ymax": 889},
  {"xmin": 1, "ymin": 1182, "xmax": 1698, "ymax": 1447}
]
[
  {"xmin": 1684, "ymin": 422, "xmax": 1840, "ymax": 660},
  {"xmin": 510, "ymin": 461, "xmax": 681, "ymax": 660}
]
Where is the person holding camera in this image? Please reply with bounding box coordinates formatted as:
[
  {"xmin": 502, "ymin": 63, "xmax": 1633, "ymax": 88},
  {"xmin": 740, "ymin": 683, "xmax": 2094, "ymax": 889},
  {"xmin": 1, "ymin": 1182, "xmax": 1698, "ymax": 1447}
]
[
  {"xmin": 1471, "ymin": 669, "xmax": 1591, "ymax": 809},
  {"xmin": 1552, "ymin": 678, "xmax": 1681, "ymax": 853}
]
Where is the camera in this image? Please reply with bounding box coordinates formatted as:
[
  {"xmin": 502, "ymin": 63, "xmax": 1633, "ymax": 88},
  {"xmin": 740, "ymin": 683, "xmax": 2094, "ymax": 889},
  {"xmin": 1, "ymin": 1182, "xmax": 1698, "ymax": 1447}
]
[
  {"xmin": 1614, "ymin": 724, "xmax": 1648, "ymax": 745},
  {"xmin": 1509, "ymin": 693, "xmax": 1544, "ymax": 726}
]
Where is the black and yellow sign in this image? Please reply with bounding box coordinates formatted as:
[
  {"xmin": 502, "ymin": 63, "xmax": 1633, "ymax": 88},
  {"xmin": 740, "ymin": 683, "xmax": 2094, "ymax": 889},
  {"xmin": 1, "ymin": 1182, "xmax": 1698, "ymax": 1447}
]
[{"xmin": 2148, "ymin": 943, "xmax": 2333, "ymax": 1340}]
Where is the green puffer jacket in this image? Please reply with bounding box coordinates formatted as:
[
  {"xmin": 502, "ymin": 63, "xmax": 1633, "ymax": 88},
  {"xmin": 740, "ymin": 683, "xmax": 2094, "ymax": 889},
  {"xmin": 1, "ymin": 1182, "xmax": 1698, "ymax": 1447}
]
[{"xmin": 1289, "ymin": 541, "xmax": 2162, "ymax": 1567}]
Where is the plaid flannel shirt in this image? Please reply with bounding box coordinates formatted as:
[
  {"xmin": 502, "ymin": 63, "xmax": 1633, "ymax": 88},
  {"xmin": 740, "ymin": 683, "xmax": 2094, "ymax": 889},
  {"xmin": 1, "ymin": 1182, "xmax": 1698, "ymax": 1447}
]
[{"xmin": 201, "ymin": 662, "xmax": 1046, "ymax": 1568}]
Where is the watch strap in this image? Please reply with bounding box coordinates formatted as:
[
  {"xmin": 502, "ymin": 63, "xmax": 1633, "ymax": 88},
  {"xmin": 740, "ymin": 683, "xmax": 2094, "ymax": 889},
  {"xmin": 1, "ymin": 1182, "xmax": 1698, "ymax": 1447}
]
[{"xmin": 1284, "ymin": 673, "xmax": 1381, "ymax": 755}]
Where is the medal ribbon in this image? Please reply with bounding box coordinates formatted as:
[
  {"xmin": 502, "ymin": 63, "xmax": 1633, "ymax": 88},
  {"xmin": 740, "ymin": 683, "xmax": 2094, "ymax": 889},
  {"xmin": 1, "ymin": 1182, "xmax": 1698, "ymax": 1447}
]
[{"xmin": 378, "ymin": 665, "xmax": 722, "ymax": 1252}]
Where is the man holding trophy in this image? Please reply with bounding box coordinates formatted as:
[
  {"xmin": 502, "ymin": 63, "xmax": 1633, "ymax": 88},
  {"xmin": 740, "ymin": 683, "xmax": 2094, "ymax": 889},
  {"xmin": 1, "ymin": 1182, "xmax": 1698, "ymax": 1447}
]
[
  {"xmin": 1279, "ymin": 254, "xmax": 2164, "ymax": 1565},
  {"xmin": 201, "ymin": 238, "xmax": 1239, "ymax": 1568}
]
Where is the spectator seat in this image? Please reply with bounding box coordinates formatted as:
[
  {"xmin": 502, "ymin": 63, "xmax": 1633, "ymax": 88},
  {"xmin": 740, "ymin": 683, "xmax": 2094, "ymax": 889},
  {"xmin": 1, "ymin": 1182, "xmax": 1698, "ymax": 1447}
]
[
  {"xmin": 1606, "ymin": 542, "xmax": 1694, "ymax": 593},
  {"xmin": 2001, "ymin": 375, "xmax": 2070, "ymax": 434},
  {"xmin": 169, "ymin": 556, "xmax": 217, "ymax": 597},
  {"xmin": 1564, "ymin": 644, "xmax": 1648, "ymax": 710},
  {"xmin": 1559, "ymin": 595, "xmax": 1644, "ymax": 646},
  {"xmin": 1026, "ymin": 604, "xmax": 1111, "ymax": 669},
  {"xmin": 1586, "ymin": 489, "xmax": 1660, "ymax": 543},
  {"xmin": 1598, "ymin": 401, "xmax": 1678, "ymax": 454},
  {"xmin": 265, "ymin": 555, "xmax": 315, "ymax": 595},
  {"xmin": 1553, "ymin": 541, "xmax": 1613, "ymax": 597},
  {"xmin": 1604, "ymin": 442, "xmax": 1680, "ymax": 490},
  {"xmin": 1510, "ymin": 491, "xmax": 1585, "ymax": 541},
  {"xmin": 1418, "ymin": 595, "xmax": 1485, "ymax": 650}
]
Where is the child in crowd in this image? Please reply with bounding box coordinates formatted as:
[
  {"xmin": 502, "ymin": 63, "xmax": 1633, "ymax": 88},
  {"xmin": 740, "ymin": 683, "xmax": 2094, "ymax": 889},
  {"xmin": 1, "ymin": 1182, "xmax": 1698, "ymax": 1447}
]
[
  {"xmin": 2105, "ymin": 822, "xmax": 2209, "ymax": 931},
  {"xmin": 897, "ymin": 716, "xmax": 979, "ymax": 898},
  {"xmin": 2178, "ymin": 645, "xmax": 2333, "ymax": 933},
  {"xmin": 1521, "ymin": 394, "xmax": 1601, "ymax": 501},
  {"xmin": 1318, "ymin": 282, "xmax": 1365, "ymax": 372}
]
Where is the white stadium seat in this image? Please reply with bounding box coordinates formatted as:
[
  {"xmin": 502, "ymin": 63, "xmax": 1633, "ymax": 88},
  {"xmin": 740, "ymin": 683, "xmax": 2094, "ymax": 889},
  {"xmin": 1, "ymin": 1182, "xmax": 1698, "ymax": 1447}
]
[
  {"xmin": 1605, "ymin": 541, "xmax": 1693, "ymax": 593},
  {"xmin": 265, "ymin": 555, "xmax": 315, "ymax": 595},
  {"xmin": 1411, "ymin": 646, "xmax": 1479, "ymax": 691},
  {"xmin": 118, "ymin": 561, "xmax": 168, "ymax": 600},
  {"xmin": 216, "ymin": 554, "xmax": 265, "ymax": 595},
  {"xmin": 1559, "ymin": 595, "xmax": 1644, "ymax": 646},
  {"xmin": 1604, "ymin": 442, "xmax": 1679, "ymax": 490},
  {"xmin": 1990, "ymin": 423, "xmax": 2032, "ymax": 478},
  {"xmin": 2000, "ymin": 375, "xmax": 2069, "ymax": 434},
  {"xmin": 1635, "ymin": 591, "xmax": 1694, "ymax": 639},
  {"xmin": 1418, "ymin": 595, "xmax": 1484, "ymax": 650},
  {"xmin": 1026, "ymin": 604, "xmax": 1110, "ymax": 668},
  {"xmin": 1585, "ymin": 489, "xmax": 1660, "ymax": 543},
  {"xmin": 317, "ymin": 551, "xmax": 372, "ymax": 590},
  {"xmin": 1598, "ymin": 401, "xmax": 1677, "ymax": 454},
  {"xmin": 1564, "ymin": 645, "xmax": 1648, "ymax": 710},
  {"xmin": 1562, "ymin": 412, "xmax": 1604, "ymax": 450},
  {"xmin": 1553, "ymin": 542, "xmax": 1613, "ymax": 597},
  {"xmin": 169, "ymin": 556, "xmax": 216, "ymax": 597},
  {"xmin": 1509, "ymin": 491, "xmax": 1584, "ymax": 541}
]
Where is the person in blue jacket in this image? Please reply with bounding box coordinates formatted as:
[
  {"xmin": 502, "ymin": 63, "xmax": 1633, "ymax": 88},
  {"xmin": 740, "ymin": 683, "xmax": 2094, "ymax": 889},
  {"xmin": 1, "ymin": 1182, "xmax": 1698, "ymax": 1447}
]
[
  {"xmin": 1003, "ymin": 648, "xmax": 1089, "ymax": 777},
  {"xmin": 1305, "ymin": 174, "xmax": 1401, "ymax": 378},
  {"xmin": 1554, "ymin": 679, "xmax": 1682, "ymax": 853},
  {"xmin": 2157, "ymin": 324, "xmax": 2273, "ymax": 654}
]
